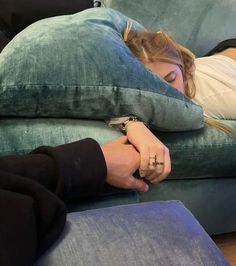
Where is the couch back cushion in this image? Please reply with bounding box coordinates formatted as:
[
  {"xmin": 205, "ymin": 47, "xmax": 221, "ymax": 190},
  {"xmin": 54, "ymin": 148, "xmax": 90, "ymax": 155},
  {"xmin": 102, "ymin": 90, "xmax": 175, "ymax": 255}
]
[{"xmin": 102, "ymin": 0, "xmax": 236, "ymax": 56}]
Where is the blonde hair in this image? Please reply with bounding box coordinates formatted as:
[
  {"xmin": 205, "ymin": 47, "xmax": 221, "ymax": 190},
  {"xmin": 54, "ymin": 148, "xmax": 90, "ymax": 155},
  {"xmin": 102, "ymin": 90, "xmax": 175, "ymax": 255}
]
[
  {"xmin": 123, "ymin": 21, "xmax": 236, "ymax": 136},
  {"xmin": 123, "ymin": 21, "xmax": 196, "ymax": 98}
]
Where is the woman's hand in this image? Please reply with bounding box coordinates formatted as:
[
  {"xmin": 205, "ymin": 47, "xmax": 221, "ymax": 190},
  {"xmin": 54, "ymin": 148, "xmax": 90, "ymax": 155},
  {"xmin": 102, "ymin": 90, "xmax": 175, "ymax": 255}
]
[{"xmin": 126, "ymin": 122, "xmax": 171, "ymax": 183}]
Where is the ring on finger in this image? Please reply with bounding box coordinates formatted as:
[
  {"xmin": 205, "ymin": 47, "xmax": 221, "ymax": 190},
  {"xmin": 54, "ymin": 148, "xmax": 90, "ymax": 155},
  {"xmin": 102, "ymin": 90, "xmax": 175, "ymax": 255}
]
[
  {"xmin": 149, "ymin": 155, "xmax": 157, "ymax": 166},
  {"xmin": 149, "ymin": 155, "xmax": 164, "ymax": 167}
]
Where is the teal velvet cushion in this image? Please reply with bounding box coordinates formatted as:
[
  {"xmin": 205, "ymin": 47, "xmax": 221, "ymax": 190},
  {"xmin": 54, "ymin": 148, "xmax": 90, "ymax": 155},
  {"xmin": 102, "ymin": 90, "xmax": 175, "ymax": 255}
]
[
  {"xmin": 1, "ymin": 118, "xmax": 235, "ymax": 180},
  {"xmin": 102, "ymin": 0, "xmax": 236, "ymax": 56},
  {"xmin": 0, "ymin": 7, "xmax": 203, "ymax": 132},
  {"xmin": 35, "ymin": 201, "xmax": 229, "ymax": 266}
]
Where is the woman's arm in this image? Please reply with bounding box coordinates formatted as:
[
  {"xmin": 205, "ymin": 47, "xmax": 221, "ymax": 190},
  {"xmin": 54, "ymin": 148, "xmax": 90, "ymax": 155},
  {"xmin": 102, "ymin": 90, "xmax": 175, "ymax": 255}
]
[{"xmin": 217, "ymin": 48, "xmax": 236, "ymax": 61}]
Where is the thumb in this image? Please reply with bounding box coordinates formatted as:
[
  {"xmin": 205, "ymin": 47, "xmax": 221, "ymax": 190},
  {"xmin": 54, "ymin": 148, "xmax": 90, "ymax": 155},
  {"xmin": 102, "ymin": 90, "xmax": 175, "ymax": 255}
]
[
  {"xmin": 129, "ymin": 176, "xmax": 149, "ymax": 192},
  {"xmin": 112, "ymin": 135, "xmax": 128, "ymax": 144}
]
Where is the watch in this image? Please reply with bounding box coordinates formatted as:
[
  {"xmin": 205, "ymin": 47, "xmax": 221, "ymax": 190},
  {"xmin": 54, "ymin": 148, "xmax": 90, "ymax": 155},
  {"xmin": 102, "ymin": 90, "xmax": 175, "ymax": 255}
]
[{"xmin": 108, "ymin": 115, "xmax": 140, "ymax": 133}]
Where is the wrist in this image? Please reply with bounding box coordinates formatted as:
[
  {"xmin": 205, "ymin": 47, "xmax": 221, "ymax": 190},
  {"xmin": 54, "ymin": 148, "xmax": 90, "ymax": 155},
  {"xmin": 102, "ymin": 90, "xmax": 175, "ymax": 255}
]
[
  {"xmin": 122, "ymin": 117, "xmax": 141, "ymax": 132},
  {"xmin": 125, "ymin": 121, "xmax": 145, "ymax": 132},
  {"xmin": 108, "ymin": 115, "xmax": 142, "ymax": 134},
  {"xmin": 126, "ymin": 122, "xmax": 154, "ymax": 149}
]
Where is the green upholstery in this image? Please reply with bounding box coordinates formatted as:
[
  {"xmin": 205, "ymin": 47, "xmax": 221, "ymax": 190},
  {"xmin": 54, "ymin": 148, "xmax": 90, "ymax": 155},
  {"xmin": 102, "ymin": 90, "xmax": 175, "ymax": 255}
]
[
  {"xmin": 0, "ymin": 119, "xmax": 235, "ymax": 181},
  {"xmin": 69, "ymin": 178, "xmax": 236, "ymax": 236},
  {"xmin": 101, "ymin": 0, "xmax": 236, "ymax": 56}
]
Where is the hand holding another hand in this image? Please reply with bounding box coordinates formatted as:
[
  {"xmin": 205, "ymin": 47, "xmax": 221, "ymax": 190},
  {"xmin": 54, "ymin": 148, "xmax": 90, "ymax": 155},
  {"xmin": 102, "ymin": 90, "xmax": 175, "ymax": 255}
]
[
  {"xmin": 126, "ymin": 122, "xmax": 171, "ymax": 183},
  {"xmin": 101, "ymin": 136, "xmax": 149, "ymax": 192}
]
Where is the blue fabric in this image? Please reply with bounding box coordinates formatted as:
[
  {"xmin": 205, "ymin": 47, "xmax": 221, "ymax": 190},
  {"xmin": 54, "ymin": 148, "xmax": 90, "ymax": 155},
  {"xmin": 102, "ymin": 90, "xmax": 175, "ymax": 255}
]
[
  {"xmin": 35, "ymin": 201, "xmax": 229, "ymax": 266},
  {"xmin": 0, "ymin": 8, "xmax": 203, "ymax": 131}
]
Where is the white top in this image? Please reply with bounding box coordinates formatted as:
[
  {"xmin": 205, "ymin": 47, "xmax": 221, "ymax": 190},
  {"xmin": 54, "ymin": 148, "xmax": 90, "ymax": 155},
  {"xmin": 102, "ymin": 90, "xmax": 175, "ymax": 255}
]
[{"xmin": 193, "ymin": 54, "xmax": 236, "ymax": 119}]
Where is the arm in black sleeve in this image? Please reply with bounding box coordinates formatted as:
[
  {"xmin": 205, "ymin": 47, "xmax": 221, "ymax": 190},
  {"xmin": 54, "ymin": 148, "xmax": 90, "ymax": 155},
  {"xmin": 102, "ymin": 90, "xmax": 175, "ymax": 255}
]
[
  {"xmin": 0, "ymin": 138, "xmax": 107, "ymax": 199},
  {"xmin": 32, "ymin": 138, "xmax": 107, "ymax": 199},
  {"xmin": 0, "ymin": 171, "xmax": 66, "ymax": 266},
  {"xmin": 0, "ymin": 138, "xmax": 107, "ymax": 266}
]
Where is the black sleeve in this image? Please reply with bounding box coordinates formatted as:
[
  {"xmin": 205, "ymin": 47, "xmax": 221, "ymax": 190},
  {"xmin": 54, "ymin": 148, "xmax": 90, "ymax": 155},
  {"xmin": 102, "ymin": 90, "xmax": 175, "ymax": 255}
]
[
  {"xmin": 0, "ymin": 138, "xmax": 107, "ymax": 266},
  {"xmin": 0, "ymin": 138, "xmax": 107, "ymax": 199},
  {"xmin": 0, "ymin": 171, "xmax": 66, "ymax": 266},
  {"xmin": 32, "ymin": 138, "xmax": 107, "ymax": 199}
]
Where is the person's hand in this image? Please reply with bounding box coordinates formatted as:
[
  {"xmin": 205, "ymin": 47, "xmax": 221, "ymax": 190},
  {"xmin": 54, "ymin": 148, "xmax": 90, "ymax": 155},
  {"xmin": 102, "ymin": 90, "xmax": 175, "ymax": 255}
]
[
  {"xmin": 126, "ymin": 122, "xmax": 171, "ymax": 183},
  {"xmin": 101, "ymin": 135, "xmax": 149, "ymax": 192}
]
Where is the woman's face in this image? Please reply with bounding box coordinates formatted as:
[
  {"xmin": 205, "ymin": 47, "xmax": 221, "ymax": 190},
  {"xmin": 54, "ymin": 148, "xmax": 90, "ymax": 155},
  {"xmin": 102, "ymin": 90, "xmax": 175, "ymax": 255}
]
[{"xmin": 144, "ymin": 61, "xmax": 185, "ymax": 94}]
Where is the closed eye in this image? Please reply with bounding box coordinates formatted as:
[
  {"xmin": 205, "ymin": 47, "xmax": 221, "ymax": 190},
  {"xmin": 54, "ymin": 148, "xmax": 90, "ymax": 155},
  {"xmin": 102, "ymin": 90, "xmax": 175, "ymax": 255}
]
[{"xmin": 164, "ymin": 71, "xmax": 176, "ymax": 83}]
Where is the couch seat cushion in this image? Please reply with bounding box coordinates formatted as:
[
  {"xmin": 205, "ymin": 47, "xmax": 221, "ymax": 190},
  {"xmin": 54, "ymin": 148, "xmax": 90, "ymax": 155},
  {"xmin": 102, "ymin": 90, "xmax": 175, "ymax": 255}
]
[{"xmin": 35, "ymin": 201, "xmax": 229, "ymax": 266}]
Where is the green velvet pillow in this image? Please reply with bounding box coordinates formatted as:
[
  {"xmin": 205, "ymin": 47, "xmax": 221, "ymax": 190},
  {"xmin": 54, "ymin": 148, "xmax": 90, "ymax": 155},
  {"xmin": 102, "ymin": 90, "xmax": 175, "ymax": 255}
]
[{"xmin": 0, "ymin": 7, "xmax": 203, "ymax": 131}]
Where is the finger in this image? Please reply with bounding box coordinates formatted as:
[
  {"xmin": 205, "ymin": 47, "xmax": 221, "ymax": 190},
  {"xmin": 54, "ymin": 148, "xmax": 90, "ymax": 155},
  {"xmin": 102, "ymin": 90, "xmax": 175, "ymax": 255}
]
[
  {"xmin": 145, "ymin": 148, "xmax": 164, "ymax": 181},
  {"xmin": 139, "ymin": 146, "xmax": 150, "ymax": 178},
  {"xmin": 127, "ymin": 176, "xmax": 149, "ymax": 192},
  {"xmin": 146, "ymin": 164, "xmax": 165, "ymax": 183},
  {"xmin": 149, "ymin": 147, "xmax": 171, "ymax": 183},
  {"xmin": 148, "ymin": 153, "xmax": 157, "ymax": 171}
]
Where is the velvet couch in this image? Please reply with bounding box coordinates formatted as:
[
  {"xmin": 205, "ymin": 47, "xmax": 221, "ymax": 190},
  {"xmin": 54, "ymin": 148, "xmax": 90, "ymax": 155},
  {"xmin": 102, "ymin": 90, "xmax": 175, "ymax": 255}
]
[{"xmin": 0, "ymin": 0, "xmax": 236, "ymax": 238}]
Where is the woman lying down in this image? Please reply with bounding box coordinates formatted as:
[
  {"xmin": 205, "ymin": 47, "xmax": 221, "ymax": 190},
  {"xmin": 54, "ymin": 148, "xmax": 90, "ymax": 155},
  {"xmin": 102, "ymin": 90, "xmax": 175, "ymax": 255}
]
[{"xmin": 108, "ymin": 22, "xmax": 236, "ymax": 185}]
